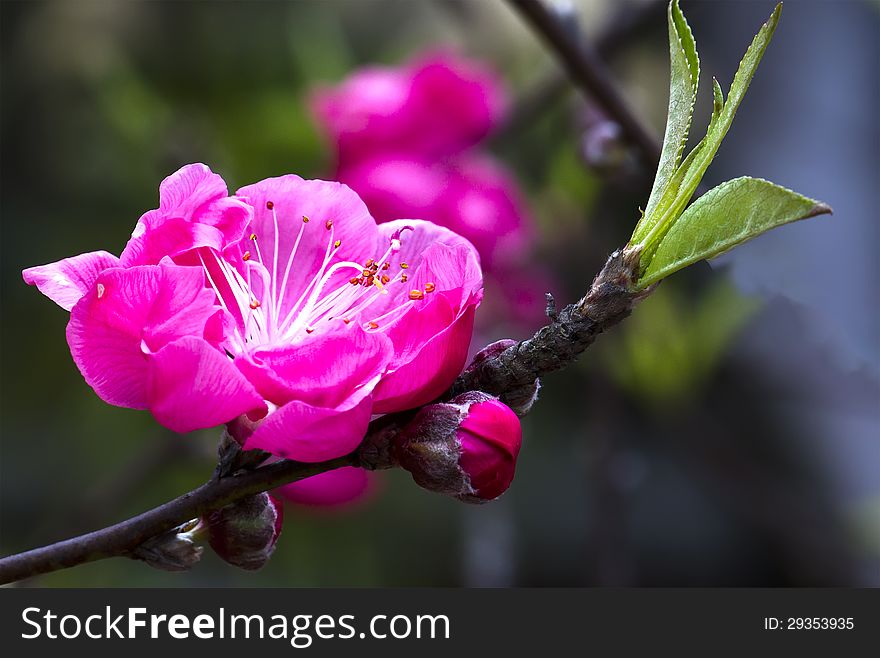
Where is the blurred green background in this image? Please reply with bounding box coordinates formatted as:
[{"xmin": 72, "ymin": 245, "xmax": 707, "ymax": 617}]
[{"xmin": 2, "ymin": 0, "xmax": 878, "ymax": 586}]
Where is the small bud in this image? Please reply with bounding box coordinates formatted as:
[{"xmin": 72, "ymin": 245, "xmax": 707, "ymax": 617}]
[
  {"xmin": 467, "ymin": 339, "xmax": 517, "ymax": 368},
  {"xmin": 577, "ymin": 103, "xmax": 634, "ymax": 178},
  {"xmin": 215, "ymin": 427, "xmax": 270, "ymax": 478},
  {"xmin": 131, "ymin": 519, "xmax": 204, "ymax": 572},
  {"xmin": 203, "ymin": 493, "xmax": 283, "ymax": 571},
  {"xmin": 393, "ymin": 392, "xmax": 522, "ymax": 504},
  {"xmin": 464, "ymin": 341, "xmax": 540, "ymax": 415}
]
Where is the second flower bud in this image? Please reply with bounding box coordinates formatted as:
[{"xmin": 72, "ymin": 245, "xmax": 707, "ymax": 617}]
[{"xmin": 392, "ymin": 391, "xmax": 522, "ymax": 503}]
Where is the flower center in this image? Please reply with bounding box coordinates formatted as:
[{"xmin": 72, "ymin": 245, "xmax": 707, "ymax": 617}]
[{"xmin": 200, "ymin": 201, "xmax": 434, "ymax": 353}]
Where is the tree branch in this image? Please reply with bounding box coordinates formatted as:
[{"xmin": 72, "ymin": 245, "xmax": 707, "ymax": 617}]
[
  {"xmin": 497, "ymin": 0, "xmax": 664, "ymax": 141},
  {"xmin": 0, "ymin": 246, "xmax": 649, "ymax": 585},
  {"xmin": 0, "ymin": 0, "xmax": 670, "ymax": 586},
  {"xmin": 0, "ymin": 455, "xmax": 355, "ymax": 584},
  {"xmin": 504, "ymin": 0, "xmax": 662, "ymax": 167},
  {"xmin": 451, "ymin": 248, "xmax": 647, "ymax": 404}
]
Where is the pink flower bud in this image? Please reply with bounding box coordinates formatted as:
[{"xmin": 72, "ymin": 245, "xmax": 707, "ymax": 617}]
[
  {"xmin": 393, "ymin": 392, "xmax": 522, "ymax": 503},
  {"xmin": 203, "ymin": 492, "xmax": 283, "ymax": 571}
]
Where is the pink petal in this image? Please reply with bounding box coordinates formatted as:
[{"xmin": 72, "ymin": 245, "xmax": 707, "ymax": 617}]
[
  {"xmin": 148, "ymin": 336, "xmax": 265, "ymax": 433},
  {"xmin": 23, "ymin": 251, "xmax": 120, "ymax": 311},
  {"xmin": 121, "ymin": 164, "xmax": 251, "ymax": 266},
  {"xmin": 370, "ymin": 224, "xmax": 482, "ymax": 320},
  {"xmin": 234, "ymin": 175, "xmax": 379, "ymax": 320},
  {"xmin": 372, "ymin": 298, "xmax": 478, "ymax": 413},
  {"xmin": 408, "ymin": 242, "xmax": 483, "ymax": 306},
  {"xmin": 378, "ymin": 288, "xmax": 457, "ymax": 364},
  {"xmin": 275, "ymin": 466, "xmax": 374, "ymax": 508},
  {"xmin": 120, "ymin": 215, "xmax": 227, "ymax": 268},
  {"xmin": 66, "ymin": 263, "xmax": 226, "ymax": 410},
  {"xmin": 157, "ymin": 163, "xmax": 229, "ymax": 215},
  {"xmin": 139, "ymin": 266, "xmax": 226, "ymax": 351},
  {"xmin": 67, "ymin": 293, "xmax": 151, "ymax": 410},
  {"xmin": 366, "ymin": 226, "xmax": 483, "ymax": 412},
  {"xmin": 235, "ymin": 324, "xmax": 392, "ymax": 408},
  {"xmin": 244, "ymin": 395, "xmax": 373, "ymax": 462},
  {"xmin": 458, "ymin": 399, "xmax": 522, "ymax": 499}
]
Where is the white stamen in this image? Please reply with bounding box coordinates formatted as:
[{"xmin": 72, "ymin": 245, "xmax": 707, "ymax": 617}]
[{"xmin": 199, "ymin": 214, "xmax": 420, "ymax": 351}]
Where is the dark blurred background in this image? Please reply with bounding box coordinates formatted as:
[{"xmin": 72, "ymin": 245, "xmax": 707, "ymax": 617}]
[{"xmin": 1, "ymin": 0, "xmax": 877, "ymax": 586}]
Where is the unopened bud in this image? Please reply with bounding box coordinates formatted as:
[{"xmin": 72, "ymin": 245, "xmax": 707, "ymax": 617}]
[
  {"xmin": 216, "ymin": 428, "xmax": 269, "ymax": 478},
  {"xmin": 393, "ymin": 392, "xmax": 522, "ymax": 504},
  {"xmin": 577, "ymin": 104, "xmax": 634, "ymax": 177},
  {"xmin": 131, "ymin": 519, "xmax": 204, "ymax": 572},
  {"xmin": 203, "ymin": 492, "xmax": 283, "ymax": 571},
  {"xmin": 464, "ymin": 341, "xmax": 540, "ymax": 415}
]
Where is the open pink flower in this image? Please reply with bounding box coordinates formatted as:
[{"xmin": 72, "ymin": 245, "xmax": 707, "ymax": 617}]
[
  {"xmin": 23, "ymin": 164, "xmax": 265, "ymax": 433},
  {"xmin": 26, "ymin": 165, "xmax": 483, "ymax": 463}
]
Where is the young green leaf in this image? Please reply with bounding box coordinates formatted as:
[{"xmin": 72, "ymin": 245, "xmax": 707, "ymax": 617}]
[
  {"xmin": 633, "ymin": 3, "xmax": 783, "ymax": 265},
  {"xmin": 632, "ymin": 0, "xmax": 699, "ymax": 244},
  {"xmin": 637, "ymin": 177, "xmax": 832, "ymax": 288},
  {"xmin": 711, "ymin": 78, "xmax": 724, "ymax": 118}
]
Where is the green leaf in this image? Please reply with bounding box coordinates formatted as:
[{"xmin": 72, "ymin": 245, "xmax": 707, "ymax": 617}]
[
  {"xmin": 631, "ymin": 0, "xmax": 699, "ymax": 244},
  {"xmin": 637, "ymin": 177, "xmax": 832, "ymax": 288},
  {"xmin": 633, "ymin": 3, "xmax": 783, "ymax": 262},
  {"xmin": 711, "ymin": 77, "xmax": 724, "ymax": 118}
]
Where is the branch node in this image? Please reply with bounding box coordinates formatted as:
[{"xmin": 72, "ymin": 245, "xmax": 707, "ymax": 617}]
[
  {"xmin": 214, "ymin": 430, "xmax": 270, "ymax": 479},
  {"xmin": 129, "ymin": 518, "xmax": 203, "ymax": 573},
  {"xmin": 545, "ymin": 292, "xmax": 559, "ymax": 322}
]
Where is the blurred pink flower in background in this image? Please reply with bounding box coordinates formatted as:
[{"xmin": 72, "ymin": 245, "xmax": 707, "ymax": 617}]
[
  {"xmin": 312, "ymin": 51, "xmax": 552, "ymax": 298},
  {"xmin": 313, "ymin": 51, "xmax": 505, "ymax": 164},
  {"xmin": 336, "ymin": 153, "xmax": 530, "ymax": 270}
]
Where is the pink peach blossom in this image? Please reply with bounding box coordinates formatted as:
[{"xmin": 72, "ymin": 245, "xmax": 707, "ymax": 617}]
[
  {"xmin": 456, "ymin": 397, "xmax": 522, "ymax": 501},
  {"xmin": 25, "ymin": 166, "xmax": 483, "ymax": 463}
]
